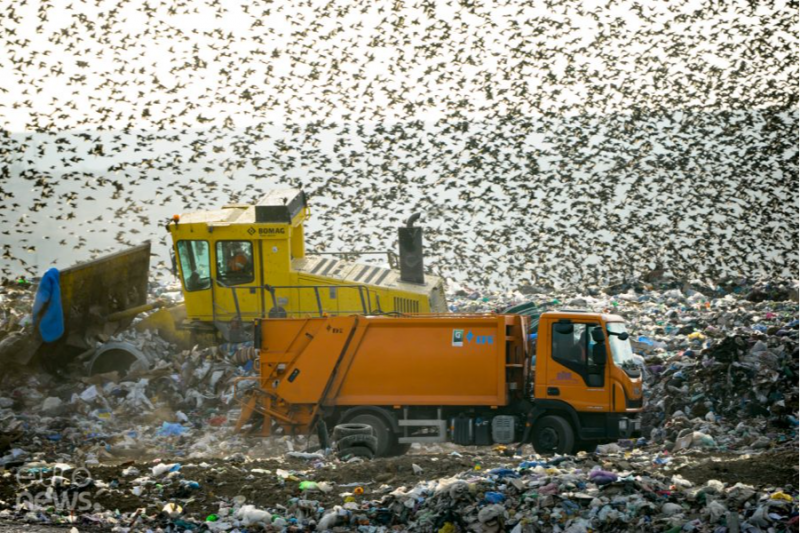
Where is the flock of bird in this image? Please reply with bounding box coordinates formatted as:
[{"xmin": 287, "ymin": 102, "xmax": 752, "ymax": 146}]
[{"xmin": 0, "ymin": 0, "xmax": 797, "ymax": 288}]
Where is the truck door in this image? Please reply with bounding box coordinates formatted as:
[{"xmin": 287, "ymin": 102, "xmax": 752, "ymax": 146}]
[
  {"xmin": 544, "ymin": 320, "xmax": 609, "ymax": 412},
  {"xmin": 212, "ymin": 240, "xmax": 263, "ymax": 322}
]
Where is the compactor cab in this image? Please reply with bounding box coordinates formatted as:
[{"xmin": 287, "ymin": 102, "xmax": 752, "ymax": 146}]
[{"xmin": 167, "ymin": 189, "xmax": 447, "ymax": 340}]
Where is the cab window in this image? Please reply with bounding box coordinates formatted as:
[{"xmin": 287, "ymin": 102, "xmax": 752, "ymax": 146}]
[
  {"xmin": 177, "ymin": 240, "xmax": 211, "ymax": 291},
  {"xmin": 552, "ymin": 322, "xmax": 605, "ymax": 387},
  {"xmin": 216, "ymin": 241, "xmax": 254, "ymax": 285},
  {"xmin": 552, "ymin": 323, "xmax": 589, "ymax": 366}
]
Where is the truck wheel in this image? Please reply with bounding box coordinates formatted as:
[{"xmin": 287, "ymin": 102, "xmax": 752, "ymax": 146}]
[
  {"xmin": 347, "ymin": 414, "xmax": 396, "ymax": 457},
  {"xmin": 391, "ymin": 443, "xmax": 412, "ymax": 456},
  {"xmin": 337, "ymin": 445, "xmax": 375, "ymax": 461},
  {"xmin": 336, "ymin": 434, "xmax": 379, "ymax": 454},
  {"xmin": 573, "ymin": 439, "xmax": 597, "ymax": 454},
  {"xmin": 532, "ymin": 416, "xmax": 575, "ymax": 455},
  {"xmin": 332, "ymin": 423, "xmax": 373, "ymax": 440}
]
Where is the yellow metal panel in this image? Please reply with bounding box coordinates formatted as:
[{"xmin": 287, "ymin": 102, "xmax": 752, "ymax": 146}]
[
  {"xmin": 59, "ymin": 241, "xmax": 151, "ymax": 334},
  {"xmin": 168, "ymin": 192, "xmax": 446, "ymax": 323},
  {"xmin": 291, "ymin": 224, "xmax": 305, "ymax": 259}
]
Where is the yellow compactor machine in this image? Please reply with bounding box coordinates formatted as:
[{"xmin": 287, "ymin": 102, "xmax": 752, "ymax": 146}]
[{"xmin": 167, "ymin": 189, "xmax": 447, "ymax": 340}]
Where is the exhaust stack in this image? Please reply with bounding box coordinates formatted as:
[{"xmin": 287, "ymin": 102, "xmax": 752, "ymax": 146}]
[{"xmin": 398, "ymin": 213, "xmax": 425, "ymax": 285}]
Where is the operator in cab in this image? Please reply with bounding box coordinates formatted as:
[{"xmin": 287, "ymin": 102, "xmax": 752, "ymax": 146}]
[
  {"xmin": 228, "ymin": 245, "xmax": 252, "ymax": 274},
  {"xmin": 222, "ymin": 242, "xmax": 254, "ymax": 284}
]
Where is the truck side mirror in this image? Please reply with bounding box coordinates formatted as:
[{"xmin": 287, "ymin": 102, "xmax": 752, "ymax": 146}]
[{"xmin": 592, "ymin": 346, "xmax": 606, "ymax": 366}]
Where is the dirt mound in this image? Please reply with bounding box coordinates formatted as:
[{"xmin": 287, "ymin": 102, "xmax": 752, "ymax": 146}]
[{"xmin": 676, "ymin": 448, "xmax": 799, "ymax": 489}]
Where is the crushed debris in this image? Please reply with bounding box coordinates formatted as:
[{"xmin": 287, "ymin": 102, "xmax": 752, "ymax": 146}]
[{"xmin": 0, "ymin": 276, "xmax": 796, "ymax": 531}]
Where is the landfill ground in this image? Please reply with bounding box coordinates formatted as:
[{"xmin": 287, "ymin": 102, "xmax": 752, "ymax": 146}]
[
  {"xmin": 0, "ymin": 525, "xmax": 83, "ymax": 532},
  {"xmin": 0, "ymin": 449, "xmax": 509, "ymax": 518},
  {"xmin": 2, "ymin": 445, "xmax": 798, "ymax": 508},
  {"xmin": 673, "ymin": 448, "xmax": 798, "ymax": 489},
  {"xmin": 0, "ymin": 275, "xmax": 797, "ymax": 531},
  {"xmin": 0, "ymin": 446, "xmax": 797, "ymax": 530},
  {"xmin": 0, "ymin": 445, "xmax": 797, "ymax": 531}
]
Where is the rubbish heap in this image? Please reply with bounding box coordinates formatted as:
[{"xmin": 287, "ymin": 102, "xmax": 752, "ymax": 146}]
[
  {"xmin": 0, "ymin": 445, "xmax": 796, "ymax": 531},
  {"xmin": 0, "ymin": 331, "xmax": 260, "ymax": 463},
  {"xmin": 448, "ymin": 275, "xmax": 799, "ymax": 452},
  {"xmin": 0, "ymin": 274, "xmax": 796, "ymax": 531}
]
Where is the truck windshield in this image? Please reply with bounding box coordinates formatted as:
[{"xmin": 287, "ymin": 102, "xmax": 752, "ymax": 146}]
[
  {"xmin": 177, "ymin": 240, "xmax": 211, "ymax": 291},
  {"xmin": 606, "ymin": 323, "xmax": 637, "ymax": 371}
]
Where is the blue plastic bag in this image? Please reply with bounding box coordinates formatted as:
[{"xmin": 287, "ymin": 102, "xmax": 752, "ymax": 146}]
[
  {"xmin": 484, "ymin": 492, "xmax": 505, "ymax": 504},
  {"xmin": 32, "ymin": 268, "xmax": 64, "ymax": 342},
  {"xmin": 157, "ymin": 422, "xmax": 187, "ymax": 436}
]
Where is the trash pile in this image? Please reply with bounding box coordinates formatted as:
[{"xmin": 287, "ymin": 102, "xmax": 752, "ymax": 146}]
[
  {"xmin": 0, "ymin": 278, "xmax": 35, "ymax": 331},
  {"xmin": 448, "ymin": 275, "xmax": 799, "ymax": 452},
  {"xmin": 0, "ymin": 329, "xmax": 262, "ymax": 466},
  {"xmin": 0, "ymin": 273, "xmax": 796, "ymax": 530},
  {"xmin": 0, "ymin": 445, "xmax": 796, "ymax": 531},
  {"xmin": 0, "ymin": 280, "xmax": 39, "ymax": 367},
  {"xmin": 641, "ymin": 328, "xmax": 798, "ymax": 452}
]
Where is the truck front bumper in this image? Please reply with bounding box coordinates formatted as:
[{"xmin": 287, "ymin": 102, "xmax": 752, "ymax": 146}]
[{"xmin": 608, "ymin": 413, "xmax": 642, "ymax": 439}]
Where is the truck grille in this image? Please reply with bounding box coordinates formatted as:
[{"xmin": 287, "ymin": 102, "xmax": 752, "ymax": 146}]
[{"xmin": 394, "ymin": 297, "xmax": 419, "ymax": 313}]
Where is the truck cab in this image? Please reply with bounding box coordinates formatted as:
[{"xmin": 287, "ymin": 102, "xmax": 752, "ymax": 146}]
[{"xmin": 529, "ymin": 311, "xmax": 643, "ymax": 453}]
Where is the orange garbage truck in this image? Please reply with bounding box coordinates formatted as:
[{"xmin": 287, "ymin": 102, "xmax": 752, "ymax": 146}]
[{"xmin": 234, "ymin": 310, "xmax": 643, "ymax": 456}]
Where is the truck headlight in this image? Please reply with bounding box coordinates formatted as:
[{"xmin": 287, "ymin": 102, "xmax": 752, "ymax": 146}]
[{"xmin": 618, "ymin": 419, "xmax": 629, "ymax": 432}]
